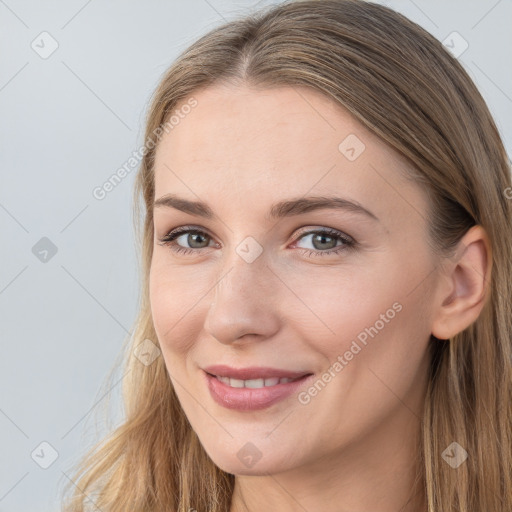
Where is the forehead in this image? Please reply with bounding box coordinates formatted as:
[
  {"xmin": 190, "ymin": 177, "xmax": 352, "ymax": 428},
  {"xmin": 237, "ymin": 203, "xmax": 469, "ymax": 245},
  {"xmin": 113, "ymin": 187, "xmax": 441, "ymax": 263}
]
[
  {"xmin": 156, "ymin": 84, "xmax": 377, "ymax": 168},
  {"xmin": 153, "ymin": 84, "xmax": 426, "ymax": 226}
]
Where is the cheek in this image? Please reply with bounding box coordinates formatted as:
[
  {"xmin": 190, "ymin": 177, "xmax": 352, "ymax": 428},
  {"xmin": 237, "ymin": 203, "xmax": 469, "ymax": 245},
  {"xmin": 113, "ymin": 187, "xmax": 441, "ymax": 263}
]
[
  {"xmin": 149, "ymin": 260, "xmax": 211, "ymax": 356},
  {"xmin": 281, "ymin": 264, "xmax": 395, "ymax": 345},
  {"xmin": 287, "ymin": 259, "xmax": 431, "ymax": 366},
  {"xmin": 149, "ymin": 246, "xmax": 433, "ymax": 365}
]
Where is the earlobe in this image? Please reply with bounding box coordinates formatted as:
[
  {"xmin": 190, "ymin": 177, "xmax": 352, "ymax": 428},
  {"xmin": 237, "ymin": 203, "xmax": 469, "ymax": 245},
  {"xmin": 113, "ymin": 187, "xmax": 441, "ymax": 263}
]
[{"xmin": 430, "ymin": 225, "xmax": 492, "ymax": 340}]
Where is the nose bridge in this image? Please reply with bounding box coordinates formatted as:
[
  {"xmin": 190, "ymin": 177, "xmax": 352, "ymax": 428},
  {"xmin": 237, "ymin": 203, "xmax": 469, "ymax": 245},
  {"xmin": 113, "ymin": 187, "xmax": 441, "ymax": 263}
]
[
  {"xmin": 213, "ymin": 236, "xmax": 269, "ymax": 304},
  {"xmin": 204, "ymin": 239, "xmax": 280, "ymax": 343}
]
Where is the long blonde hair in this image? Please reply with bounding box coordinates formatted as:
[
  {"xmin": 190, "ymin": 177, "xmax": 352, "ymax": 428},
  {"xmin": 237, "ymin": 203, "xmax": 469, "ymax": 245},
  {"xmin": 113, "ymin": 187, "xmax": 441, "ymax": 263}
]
[{"xmin": 61, "ymin": 1, "xmax": 512, "ymax": 510}]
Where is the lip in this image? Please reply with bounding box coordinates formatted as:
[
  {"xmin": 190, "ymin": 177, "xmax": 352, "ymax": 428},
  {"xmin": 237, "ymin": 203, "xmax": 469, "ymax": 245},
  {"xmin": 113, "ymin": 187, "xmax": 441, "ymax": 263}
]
[
  {"xmin": 203, "ymin": 364, "xmax": 311, "ymax": 380},
  {"xmin": 202, "ymin": 368, "xmax": 315, "ymax": 411}
]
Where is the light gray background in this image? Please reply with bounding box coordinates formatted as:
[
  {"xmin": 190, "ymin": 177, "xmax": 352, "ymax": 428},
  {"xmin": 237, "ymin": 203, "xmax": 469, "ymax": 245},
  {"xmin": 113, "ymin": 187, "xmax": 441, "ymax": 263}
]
[{"xmin": 1, "ymin": 1, "xmax": 511, "ymax": 511}]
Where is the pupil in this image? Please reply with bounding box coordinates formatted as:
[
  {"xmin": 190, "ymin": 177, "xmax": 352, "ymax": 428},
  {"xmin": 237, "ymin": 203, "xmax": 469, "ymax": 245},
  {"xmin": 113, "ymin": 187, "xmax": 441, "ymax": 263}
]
[
  {"xmin": 190, "ymin": 233, "xmax": 207, "ymax": 248},
  {"xmin": 314, "ymin": 234, "xmax": 335, "ymax": 250}
]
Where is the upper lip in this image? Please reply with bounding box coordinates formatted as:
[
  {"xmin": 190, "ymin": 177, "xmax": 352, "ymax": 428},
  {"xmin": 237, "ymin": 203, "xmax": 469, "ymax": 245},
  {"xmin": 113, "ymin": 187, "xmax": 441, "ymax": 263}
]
[{"xmin": 203, "ymin": 364, "xmax": 313, "ymax": 380}]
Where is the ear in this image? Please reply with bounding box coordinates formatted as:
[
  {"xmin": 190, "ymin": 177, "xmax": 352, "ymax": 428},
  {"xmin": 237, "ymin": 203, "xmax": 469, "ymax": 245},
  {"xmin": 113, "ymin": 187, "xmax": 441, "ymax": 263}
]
[{"xmin": 430, "ymin": 225, "xmax": 492, "ymax": 340}]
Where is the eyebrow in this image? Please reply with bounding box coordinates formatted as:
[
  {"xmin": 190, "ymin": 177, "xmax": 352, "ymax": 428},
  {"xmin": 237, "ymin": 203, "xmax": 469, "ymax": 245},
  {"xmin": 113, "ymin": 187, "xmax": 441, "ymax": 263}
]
[{"xmin": 153, "ymin": 193, "xmax": 379, "ymax": 222}]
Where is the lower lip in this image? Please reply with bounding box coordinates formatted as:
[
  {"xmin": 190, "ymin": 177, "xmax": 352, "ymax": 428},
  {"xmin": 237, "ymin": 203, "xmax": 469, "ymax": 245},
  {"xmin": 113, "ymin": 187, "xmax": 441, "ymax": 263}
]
[{"xmin": 204, "ymin": 370, "xmax": 314, "ymax": 411}]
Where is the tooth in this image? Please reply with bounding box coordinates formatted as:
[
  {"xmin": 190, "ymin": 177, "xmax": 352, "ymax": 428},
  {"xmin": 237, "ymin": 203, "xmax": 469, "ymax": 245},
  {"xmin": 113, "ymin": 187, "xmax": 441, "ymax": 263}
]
[
  {"xmin": 245, "ymin": 378, "xmax": 265, "ymax": 388},
  {"xmin": 214, "ymin": 374, "xmax": 304, "ymax": 388}
]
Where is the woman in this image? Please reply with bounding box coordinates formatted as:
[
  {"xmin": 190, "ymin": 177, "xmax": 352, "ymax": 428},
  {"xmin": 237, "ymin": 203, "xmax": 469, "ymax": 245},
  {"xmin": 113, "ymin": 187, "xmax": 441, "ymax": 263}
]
[{"xmin": 62, "ymin": 1, "xmax": 512, "ymax": 511}]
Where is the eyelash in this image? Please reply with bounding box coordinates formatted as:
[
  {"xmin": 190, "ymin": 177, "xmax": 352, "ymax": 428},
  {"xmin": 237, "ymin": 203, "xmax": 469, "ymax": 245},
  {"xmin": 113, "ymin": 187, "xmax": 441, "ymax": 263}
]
[{"xmin": 157, "ymin": 225, "xmax": 356, "ymax": 258}]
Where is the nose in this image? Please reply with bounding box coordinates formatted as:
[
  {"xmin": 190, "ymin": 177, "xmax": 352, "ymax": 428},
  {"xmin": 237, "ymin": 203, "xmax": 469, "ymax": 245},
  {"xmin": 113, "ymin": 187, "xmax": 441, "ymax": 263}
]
[{"xmin": 203, "ymin": 250, "xmax": 281, "ymax": 345}]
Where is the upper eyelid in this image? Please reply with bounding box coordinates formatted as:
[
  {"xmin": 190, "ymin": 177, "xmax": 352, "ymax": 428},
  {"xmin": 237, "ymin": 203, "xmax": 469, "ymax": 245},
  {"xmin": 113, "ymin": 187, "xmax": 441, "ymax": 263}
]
[{"xmin": 160, "ymin": 225, "xmax": 353, "ymax": 244}]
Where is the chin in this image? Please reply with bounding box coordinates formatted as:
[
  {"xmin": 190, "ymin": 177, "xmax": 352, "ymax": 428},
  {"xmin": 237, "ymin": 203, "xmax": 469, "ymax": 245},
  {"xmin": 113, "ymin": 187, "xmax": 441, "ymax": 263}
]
[{"xmin": 205, "ymin": 445, "xmax": 296, "ymax": 476}]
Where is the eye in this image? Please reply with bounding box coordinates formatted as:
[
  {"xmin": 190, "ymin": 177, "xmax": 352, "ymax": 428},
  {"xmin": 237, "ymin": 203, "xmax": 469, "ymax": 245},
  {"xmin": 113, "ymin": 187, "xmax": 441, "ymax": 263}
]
[
  {"xmin": 157, "ymin": 226, "xmax": 217, "ymax": 256},
  {"xmin": 292, "ymin": 227, "xmax": 356, "ymax": 257},
  {"xmin": 157, "ymin": 225, "xmax": 356, "ymax": 258}
]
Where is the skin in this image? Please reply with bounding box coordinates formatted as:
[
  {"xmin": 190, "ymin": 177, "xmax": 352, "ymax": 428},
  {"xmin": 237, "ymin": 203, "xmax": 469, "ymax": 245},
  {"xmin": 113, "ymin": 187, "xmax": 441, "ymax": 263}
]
[{"xmin": 149, "ymin": 83, "xmax": 490, "ymax": 512}]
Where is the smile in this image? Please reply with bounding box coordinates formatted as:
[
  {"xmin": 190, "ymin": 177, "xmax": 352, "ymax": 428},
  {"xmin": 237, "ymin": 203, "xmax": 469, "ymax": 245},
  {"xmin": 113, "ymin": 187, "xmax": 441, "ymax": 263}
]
[{"xmin": 203, "ymin": 370, "xmax": 314, "ymax": 411}]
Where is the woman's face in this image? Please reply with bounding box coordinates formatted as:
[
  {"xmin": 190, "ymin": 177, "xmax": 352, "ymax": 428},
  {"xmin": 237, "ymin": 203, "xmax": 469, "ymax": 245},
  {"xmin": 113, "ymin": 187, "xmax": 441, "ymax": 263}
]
[{"xmin": 150, "ymin": 84, "xmax": 439, "ymax": 475}]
